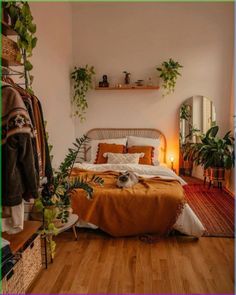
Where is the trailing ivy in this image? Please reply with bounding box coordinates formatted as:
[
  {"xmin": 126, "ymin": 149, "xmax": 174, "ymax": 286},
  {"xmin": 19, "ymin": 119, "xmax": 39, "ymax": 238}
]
[
  {"xmin": 5, "ymin": 1, "xmax": 37, "ymax": 94},
  {"xmin": 71, "ymin": 65, "xmax": 95, "ymax": 121},
  {"xmin": 157, "ymin": 58, "xmax": 183, "ymax": 96}
]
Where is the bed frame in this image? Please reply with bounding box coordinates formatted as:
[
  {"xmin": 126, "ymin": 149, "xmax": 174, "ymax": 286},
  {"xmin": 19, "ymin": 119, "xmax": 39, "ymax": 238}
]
[{"xmin": 85, "ymin": 128, "xmax": 167, "ymax": 163}]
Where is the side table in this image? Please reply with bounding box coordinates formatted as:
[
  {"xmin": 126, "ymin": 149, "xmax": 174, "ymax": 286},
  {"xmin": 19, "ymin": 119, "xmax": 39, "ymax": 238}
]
[{"xmin": 57, "ymin": 214, "xmax": 79, "ymax": 240}]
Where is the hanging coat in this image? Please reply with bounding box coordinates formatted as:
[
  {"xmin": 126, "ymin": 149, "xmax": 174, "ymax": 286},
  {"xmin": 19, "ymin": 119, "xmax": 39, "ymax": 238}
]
[{"xmin": 2, "ymin": 82, "xmax": 39, "ymax": 206}]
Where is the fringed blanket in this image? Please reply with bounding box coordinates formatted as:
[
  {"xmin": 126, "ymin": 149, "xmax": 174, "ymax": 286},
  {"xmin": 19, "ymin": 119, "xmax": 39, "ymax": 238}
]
[{"xmin": 71, "ymin": 168, "xmax": 186, "ymax": 237}]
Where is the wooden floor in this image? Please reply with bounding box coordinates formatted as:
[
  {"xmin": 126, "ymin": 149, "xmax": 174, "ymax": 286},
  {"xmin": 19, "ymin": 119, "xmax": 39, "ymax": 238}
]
[{"xmin": 30, "ymin": 230, "xmax": 234, "ymax": 294}]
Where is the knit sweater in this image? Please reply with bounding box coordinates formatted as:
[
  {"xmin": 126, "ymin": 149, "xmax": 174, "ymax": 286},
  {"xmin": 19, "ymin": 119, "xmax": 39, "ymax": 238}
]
[{"xmin": 2, "ymin": 83, "xmax": 39, "ymax": 206}]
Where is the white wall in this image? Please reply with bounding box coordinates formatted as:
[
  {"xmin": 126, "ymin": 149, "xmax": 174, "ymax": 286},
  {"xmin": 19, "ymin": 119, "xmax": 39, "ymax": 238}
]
[
  {"xmin": 72, "ymin": 2, "xmax": 234, "ymax": 170},
  {"xmin": 30, "ymin": 2, "xmax": 75, "ymax": 168}
]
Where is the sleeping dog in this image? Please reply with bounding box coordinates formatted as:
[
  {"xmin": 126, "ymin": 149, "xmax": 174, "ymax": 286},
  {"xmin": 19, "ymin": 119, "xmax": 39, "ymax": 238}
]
[{"xmin": 117, "ymin": 171, "xmax": 139, "ymax": 188}]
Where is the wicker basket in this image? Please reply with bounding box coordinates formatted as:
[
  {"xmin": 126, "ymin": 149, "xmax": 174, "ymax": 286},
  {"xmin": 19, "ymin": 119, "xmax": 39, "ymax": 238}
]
[
  {"xmin": 2, "ymin": 34, "xmax": 19, "ymax": 64},
  {"xmin": 22, "ymin": 235, "xmax": 42, "ymax": 292},
  {"xmin": 1, "ymin": 259, "xmax": 24, "ymax": 294}
]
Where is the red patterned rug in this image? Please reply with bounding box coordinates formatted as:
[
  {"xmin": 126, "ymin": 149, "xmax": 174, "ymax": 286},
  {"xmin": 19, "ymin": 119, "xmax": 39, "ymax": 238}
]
[{"xmin": 184, "ymin": 184, "xmax": 235, "ymax": 237}]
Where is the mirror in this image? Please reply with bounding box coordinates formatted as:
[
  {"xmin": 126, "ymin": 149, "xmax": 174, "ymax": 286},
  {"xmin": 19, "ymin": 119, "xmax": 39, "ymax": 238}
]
[{"xmin": 179, "ymin": 95, "xmax": 216, "ymax": 177}]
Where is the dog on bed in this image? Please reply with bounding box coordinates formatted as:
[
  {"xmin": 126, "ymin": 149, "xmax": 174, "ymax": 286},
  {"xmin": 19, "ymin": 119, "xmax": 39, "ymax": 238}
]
[{"xmin": 117, "ymin": 171, "xmax": 139, "ymax": 188}]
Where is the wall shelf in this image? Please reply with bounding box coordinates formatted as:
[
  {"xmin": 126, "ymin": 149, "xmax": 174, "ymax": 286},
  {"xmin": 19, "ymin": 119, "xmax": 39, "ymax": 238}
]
[{"xmin": 95, "ymin": 86, "xmax": 160, "ymax": 90}]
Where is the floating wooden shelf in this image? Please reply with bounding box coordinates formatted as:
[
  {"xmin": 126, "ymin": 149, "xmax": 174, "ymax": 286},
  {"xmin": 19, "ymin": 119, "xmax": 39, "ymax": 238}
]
[
  {"xmin": 95, "ymin": 86, "xmax": 160, "ymax": 90},
  {"xmin": 2, "ymin": 21, "xmax": 17, "ymax": 36}
]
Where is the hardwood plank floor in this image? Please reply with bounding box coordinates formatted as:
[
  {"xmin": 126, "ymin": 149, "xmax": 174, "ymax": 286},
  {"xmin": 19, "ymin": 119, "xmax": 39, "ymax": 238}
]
[{"xmin": 30, "ymin": 230, "xmax": 234, "ymax": 294}]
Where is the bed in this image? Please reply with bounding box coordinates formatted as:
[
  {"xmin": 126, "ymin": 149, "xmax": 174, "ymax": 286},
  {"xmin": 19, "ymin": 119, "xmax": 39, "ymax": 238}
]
[{"xmin": 70, "ymin": 128, "xmax": 205, "ymax": 237}]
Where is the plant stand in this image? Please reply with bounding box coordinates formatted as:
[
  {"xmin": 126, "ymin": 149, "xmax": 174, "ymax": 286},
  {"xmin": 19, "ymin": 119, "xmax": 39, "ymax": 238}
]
[
  {"xmin": 42, "ymin": 214, "xmax": 79, "ymax": 268},
  {"xmin": 57, "ymin": 214, "xmax": 79, "ymax": 240},
  {"xmin": 204, "ymin": 168, "xmax": 225, "ymax": 189}
]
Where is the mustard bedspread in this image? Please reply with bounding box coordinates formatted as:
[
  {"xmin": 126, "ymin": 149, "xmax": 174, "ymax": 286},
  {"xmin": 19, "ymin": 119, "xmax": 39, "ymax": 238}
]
[{"xmin": 70, "ymin": 168, "xmax": 185, "ymax": 237}]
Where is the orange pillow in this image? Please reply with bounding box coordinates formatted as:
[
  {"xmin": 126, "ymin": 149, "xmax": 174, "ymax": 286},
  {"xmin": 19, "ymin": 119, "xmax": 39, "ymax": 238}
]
[
  {"xmin": 95, "ymin": 143, "xmax": 125, "ymax": 164},
  {"xmin": 127, "ymin": 146, "xmax": 154, "ymax": 165}
]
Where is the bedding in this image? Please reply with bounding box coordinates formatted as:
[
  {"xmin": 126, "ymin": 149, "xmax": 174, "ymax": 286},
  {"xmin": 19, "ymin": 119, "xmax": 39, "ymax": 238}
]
[
  {"xmin": 95, "ymin": 143, "xmax": 125, "ymax": 164},
  {"xmin": 89, "ymin": 138, "xmax": 127, "ymax": 163},
  {"xmin": 104, "ymin": 152, "xmax": 145, "ymax": 164},
  {"xmin": 71, "ymin": 163, "xmax": 205, "ymax": 237},
  {"xmin": 127, "ymin": 146, "xmax": 154, "ymax": 165},
  {"xmin": 127, "ymin": 136, "xmax": 160, "ymax": 165}
]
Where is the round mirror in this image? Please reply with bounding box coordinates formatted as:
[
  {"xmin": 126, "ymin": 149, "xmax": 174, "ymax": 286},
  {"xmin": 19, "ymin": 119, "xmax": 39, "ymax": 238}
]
[{"xmin": 179, "ymin": 95, "xmax": 216, "ymax": 176}]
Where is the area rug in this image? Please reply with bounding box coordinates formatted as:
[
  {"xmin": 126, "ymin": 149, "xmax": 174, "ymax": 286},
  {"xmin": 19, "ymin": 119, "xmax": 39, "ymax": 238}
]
[{"xmin": 184, "ymin": 184, "xmax": 235, "ymax": 237}]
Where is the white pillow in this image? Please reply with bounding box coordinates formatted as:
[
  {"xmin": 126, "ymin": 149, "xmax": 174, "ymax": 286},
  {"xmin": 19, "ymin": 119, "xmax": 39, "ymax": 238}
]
[
  {"xmin": 127, "ymin": 136, "xmax": 160, "ymax": 165},
  {"xmin": 103, "ymin": 152, "xmax": 144, "ymax": 164},
  {"xmin": 89, "ymin": 138, "xmax": 127, "ymax": 163}
]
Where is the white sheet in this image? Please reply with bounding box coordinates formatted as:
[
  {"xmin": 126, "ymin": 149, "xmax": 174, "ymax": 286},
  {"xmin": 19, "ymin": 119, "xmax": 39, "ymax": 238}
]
[{"xmin": 74, "ymin": 163, "xmax": 205, "ymax": 237}]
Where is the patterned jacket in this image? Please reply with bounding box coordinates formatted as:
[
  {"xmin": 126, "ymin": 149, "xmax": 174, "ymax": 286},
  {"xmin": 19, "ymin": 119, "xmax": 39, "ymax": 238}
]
[{"xmin": 2, "ymin": 83, "xmax": 39, "ymax": 206}]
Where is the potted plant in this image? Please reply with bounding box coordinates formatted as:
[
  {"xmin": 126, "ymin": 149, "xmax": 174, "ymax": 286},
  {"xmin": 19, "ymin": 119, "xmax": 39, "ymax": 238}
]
[
  {"xmin": 71, "ymin": 65, "xmax": 95, "ymax": 121},
  {"xmin": 5, "ymin": 1, "xmax": 37, "ymax": 93},
  {"xmin": 33, "ymin": 135, "xmax": 104, "ymax": 258},
  {"xmin": 156, "ymin": 58, "xmax": 183, "ymax": 96},
  {"xmin": 184, "ymin": 126, "xmax": 235, "ymax": 182}
]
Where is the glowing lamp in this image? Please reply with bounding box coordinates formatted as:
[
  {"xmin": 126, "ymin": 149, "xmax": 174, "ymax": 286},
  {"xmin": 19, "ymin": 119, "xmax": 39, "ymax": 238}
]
[{"xmin": 169, "ymin": 156, "xmax": 174, "ymax": 170}]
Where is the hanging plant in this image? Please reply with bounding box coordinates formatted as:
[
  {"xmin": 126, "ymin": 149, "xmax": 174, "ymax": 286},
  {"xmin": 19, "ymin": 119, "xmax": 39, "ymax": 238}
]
[
  {"xmin": 156, "ymin": 58, "xmax": 183, "ymax": 96},
  {"xmin": 71, "ymin": 65, "xmax": 95, "ymax": 121},
  {"xmin": 5, "ymin": 1, "xmax": 37, "ymax": 94}
]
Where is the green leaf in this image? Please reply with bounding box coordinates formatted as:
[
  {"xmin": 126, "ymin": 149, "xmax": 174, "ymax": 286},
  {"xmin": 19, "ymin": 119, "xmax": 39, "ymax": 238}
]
[
  {"xmin": 16, "ymin": 52, "xmax": 22, "ymax": 62},
  {"xmin": 22, "ymin": 2, "xmax": 30, "ymax": 17},
  {"xmin": 25, "ymin": 60, "xmax": 33, "ymax": 71},
  {"xmin": 31, "ymin": 37, "xmax": 38, "ymax": 48},
  {"xmin": 29, "ymin": 23, "xmax": 37, "ymax": 34},
  {"xmin": 14, "ymin": 19, "xmax": 22, "ymax": 32}
]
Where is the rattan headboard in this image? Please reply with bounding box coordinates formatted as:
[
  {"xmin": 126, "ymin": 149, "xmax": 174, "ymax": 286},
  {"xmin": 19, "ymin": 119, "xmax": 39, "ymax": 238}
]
[{"xmin": 85, "ymin": 128, "xmax": 167, "ymax": 163}]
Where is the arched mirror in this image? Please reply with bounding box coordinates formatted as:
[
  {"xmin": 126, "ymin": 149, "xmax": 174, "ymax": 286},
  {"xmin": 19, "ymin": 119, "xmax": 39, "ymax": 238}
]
[{"xmin": 179, "ymin": 95, "xmax": 216, "ymax": 177}]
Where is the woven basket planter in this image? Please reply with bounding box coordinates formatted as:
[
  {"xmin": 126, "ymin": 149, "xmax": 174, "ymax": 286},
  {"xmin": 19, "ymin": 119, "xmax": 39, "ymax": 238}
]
[{"xmin": 2, "ymin": 34, "xmax": 19, "ymax": 64}]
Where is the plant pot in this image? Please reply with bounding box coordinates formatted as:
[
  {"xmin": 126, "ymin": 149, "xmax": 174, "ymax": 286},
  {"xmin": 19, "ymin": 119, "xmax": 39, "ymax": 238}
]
[
  {"xmin": 45, "ymin": 205, "xmax": 71, "ymax": 228},
  {"xmin": 208, "ymin": 167, "xmax": 225, "ymax": 181},
  {"xmin": 52, "ymin": 218, "xmax": 64, "ymax": 228},
  {"xmin": 30, "ymin": 204, "xmax": 72, "ymax": 228}
]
